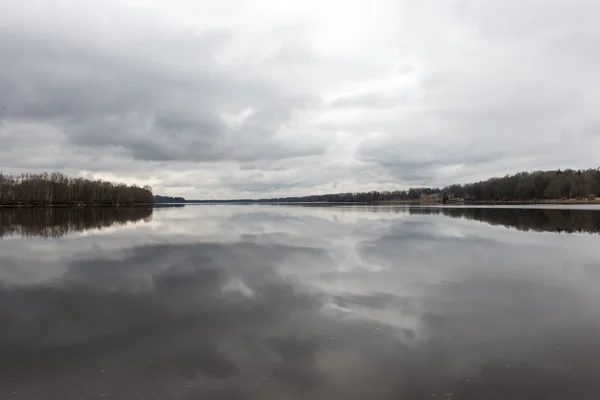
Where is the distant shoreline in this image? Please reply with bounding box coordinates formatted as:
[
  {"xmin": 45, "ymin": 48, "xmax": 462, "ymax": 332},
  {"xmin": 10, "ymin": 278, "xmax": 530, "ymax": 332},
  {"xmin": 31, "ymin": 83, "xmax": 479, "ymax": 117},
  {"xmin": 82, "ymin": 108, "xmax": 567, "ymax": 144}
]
[{"xmin": 156, "ymin": 167, "xmax": 600, "ymax": 205}]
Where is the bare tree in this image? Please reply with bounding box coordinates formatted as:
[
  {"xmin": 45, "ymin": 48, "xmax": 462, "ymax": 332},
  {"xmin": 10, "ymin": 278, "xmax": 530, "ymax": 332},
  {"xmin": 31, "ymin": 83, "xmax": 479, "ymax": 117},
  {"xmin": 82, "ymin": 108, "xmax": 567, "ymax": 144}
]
[{"xmin": 0, "ymin": 172, "xmax": 154, "ymax": 206}]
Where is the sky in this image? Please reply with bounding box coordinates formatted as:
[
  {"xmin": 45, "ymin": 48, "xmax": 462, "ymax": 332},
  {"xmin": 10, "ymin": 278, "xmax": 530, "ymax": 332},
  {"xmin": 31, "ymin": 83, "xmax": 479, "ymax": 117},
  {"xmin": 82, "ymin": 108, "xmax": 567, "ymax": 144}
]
[{"xmin": 1, "ymin": 0, "xmax": 599, "ymax": 199}]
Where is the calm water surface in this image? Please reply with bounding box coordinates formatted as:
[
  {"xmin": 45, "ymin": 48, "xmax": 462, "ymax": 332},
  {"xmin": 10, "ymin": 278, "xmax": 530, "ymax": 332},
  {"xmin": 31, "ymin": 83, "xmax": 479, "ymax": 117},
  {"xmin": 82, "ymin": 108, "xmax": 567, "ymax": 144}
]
[{"xmin": 1, "ymin": 205, "xmax": 600, "ymax": 399}]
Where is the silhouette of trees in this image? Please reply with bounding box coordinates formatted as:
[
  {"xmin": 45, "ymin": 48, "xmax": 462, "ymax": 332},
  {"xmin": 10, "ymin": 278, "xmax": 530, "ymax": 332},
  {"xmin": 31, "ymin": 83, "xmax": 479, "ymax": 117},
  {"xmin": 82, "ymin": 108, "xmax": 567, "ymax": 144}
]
[
  {"xmin": 0, "ymin": 172, "xmax": 154, "ymax": 206},
  {"xmin": 454, "ymin": 169, "xmax": 600, "ymax": 202},
  {"xmin": 187, "ymin": 188, "xmax": 446, "ymax": 204},
  {"xmin": 154, "ymin": 195, "xmax": 186, "ymax": 203},
  {"xmin": 190, "ymin": 168, "xmax": 600, "ymax": 204},
  {"xmin": 153, "ymin": 167, "xmax": 600, "ymax": 204}
]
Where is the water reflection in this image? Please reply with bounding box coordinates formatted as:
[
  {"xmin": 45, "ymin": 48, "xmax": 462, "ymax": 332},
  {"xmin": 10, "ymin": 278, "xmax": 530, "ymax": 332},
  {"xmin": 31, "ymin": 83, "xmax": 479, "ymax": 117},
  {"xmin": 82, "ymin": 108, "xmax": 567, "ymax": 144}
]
[
  {"xmin": 1, "ymin": 205, "xmax": 599, "ymax": 399},
  {"xmin": 296, "ymin": 204, "xmax": 600, "ymax": 234},
  {"xmin": 0, "ymin": 207, "xmax": 153, "ymax": 238},
  {"xmin": 407, "ymin": 206, "xmax": 600, "ymax": 234}
]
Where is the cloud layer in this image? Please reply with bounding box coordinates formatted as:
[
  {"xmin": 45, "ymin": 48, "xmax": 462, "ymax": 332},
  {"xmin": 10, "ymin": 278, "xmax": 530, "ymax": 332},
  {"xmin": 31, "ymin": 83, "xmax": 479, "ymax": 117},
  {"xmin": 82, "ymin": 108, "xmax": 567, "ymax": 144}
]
[{"xmin": 2, "ymin": 0, "xmax": 600, "ymax": 197}]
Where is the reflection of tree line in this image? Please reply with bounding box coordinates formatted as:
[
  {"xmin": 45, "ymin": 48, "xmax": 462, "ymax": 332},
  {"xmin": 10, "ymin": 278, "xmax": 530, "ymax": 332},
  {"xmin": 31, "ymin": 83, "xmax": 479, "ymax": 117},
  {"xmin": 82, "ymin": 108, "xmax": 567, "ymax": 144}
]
[
  {"xmin": 407, "ymin": 207, "xmax": 600, "ymax": 234},
  {"xmin": 0, "ymin": 207, "xmax": 153, "ymax": 238},
  {"xmin": 295, "ymin": 204, "xmax": 600, "ymax": 234}
]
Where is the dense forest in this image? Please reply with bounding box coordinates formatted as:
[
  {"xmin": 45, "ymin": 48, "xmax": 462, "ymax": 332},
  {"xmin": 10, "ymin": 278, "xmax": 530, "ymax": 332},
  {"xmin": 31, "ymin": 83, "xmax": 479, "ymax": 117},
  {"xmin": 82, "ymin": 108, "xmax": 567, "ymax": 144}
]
[
  {"xmin": 0, "ymin": 207, "xmax": 153, "ymax": 238},
  {"xmin": 261, "ymin": 168, "xmax": 600, "ymax": 203},
  {"xmin": 161, "ymin": 168, "xmax": 600, "ymax": 204},
  {"xmin": 154, "ymin": 195, "xmax": 186, "ymax": 203},
  {"xmin": 445, "ymin": 168, "xmax": 600, "ymax": 202},
  {"xmin": 0, "ymin": 172, "xmax": 154, "ymax": 206}
]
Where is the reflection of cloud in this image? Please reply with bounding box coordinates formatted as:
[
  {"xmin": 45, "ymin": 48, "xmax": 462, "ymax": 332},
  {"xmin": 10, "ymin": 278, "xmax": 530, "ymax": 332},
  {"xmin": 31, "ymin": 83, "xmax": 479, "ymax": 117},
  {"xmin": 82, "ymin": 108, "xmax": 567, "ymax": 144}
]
[
  {"xmin": 0, "ymin": 241, "xmax": 332, "ymax": 399},
  {"xmin": 411, "ymin": 270, "xmax": 600, "ymax": 398},
  {"xmin": 1, "ymin": 206, "xmax": 600, "ymax": 398}
]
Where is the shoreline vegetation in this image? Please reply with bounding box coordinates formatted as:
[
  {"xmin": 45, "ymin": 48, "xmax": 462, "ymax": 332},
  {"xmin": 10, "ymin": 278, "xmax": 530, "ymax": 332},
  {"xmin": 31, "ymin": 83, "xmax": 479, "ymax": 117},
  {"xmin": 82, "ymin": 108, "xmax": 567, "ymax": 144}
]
[
  {"xmin": 3, "ymin": 168, "xmax": 600, "ymax": 207},
  {"xmin": 156, "ymin": 167, "xmax": 600, "ymax": 205},
  {"xmin": 0, "ymin": 172, "xmax": 153, "ymax": 207}
]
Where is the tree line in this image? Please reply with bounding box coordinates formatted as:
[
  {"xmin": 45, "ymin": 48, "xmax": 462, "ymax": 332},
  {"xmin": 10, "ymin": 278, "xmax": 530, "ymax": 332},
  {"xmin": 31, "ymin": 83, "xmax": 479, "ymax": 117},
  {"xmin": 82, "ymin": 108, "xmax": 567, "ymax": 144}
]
[
  {"xmin": 265, "ymin": 168, "xmax": 600, "ymax": 203},
  {"xmin": 154, "ymin": 195, "xmax": 186, "ymax": 203},
  {"xmin": 171, "ymin": 168, "xmax": 600, "ymax": 204},
  {"xmin": 0, "ymin": 172, "xmax": 154, "ymax": 206},
  {"xmin": 447, "ymin": 168, "xmax": 600, "ymax": 202}
]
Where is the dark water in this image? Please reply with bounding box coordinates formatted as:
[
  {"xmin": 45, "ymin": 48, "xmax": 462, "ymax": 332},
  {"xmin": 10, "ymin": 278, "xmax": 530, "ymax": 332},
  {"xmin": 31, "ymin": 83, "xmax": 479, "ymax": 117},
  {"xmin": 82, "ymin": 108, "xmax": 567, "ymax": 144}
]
[{"xmin": 1, "ymin": 205, "xmax": 600, "ymax": 399}]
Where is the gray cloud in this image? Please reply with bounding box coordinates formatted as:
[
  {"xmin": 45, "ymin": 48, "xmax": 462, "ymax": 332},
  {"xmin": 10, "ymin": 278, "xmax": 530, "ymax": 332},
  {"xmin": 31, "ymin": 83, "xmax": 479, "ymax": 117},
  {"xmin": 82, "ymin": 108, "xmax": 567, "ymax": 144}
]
[
  {"xmin": 331, "ymin": 92, "xmax": 409, "ymax": 109},
  {"xmin": 0, "ymin": 9, "xmax": 324, "ymax": 167},
  {"xmin": 1, "ymin": 0, "xmax": 599, "ymax": 197}
]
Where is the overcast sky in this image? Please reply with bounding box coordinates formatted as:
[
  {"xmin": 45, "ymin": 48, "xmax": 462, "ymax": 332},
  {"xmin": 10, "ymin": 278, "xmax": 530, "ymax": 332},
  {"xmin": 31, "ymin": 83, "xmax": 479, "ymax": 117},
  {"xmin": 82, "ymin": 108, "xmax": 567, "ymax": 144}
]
[{"xmin": 1, "ymin": 0, "xmax": 599, "ymax": 198}]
